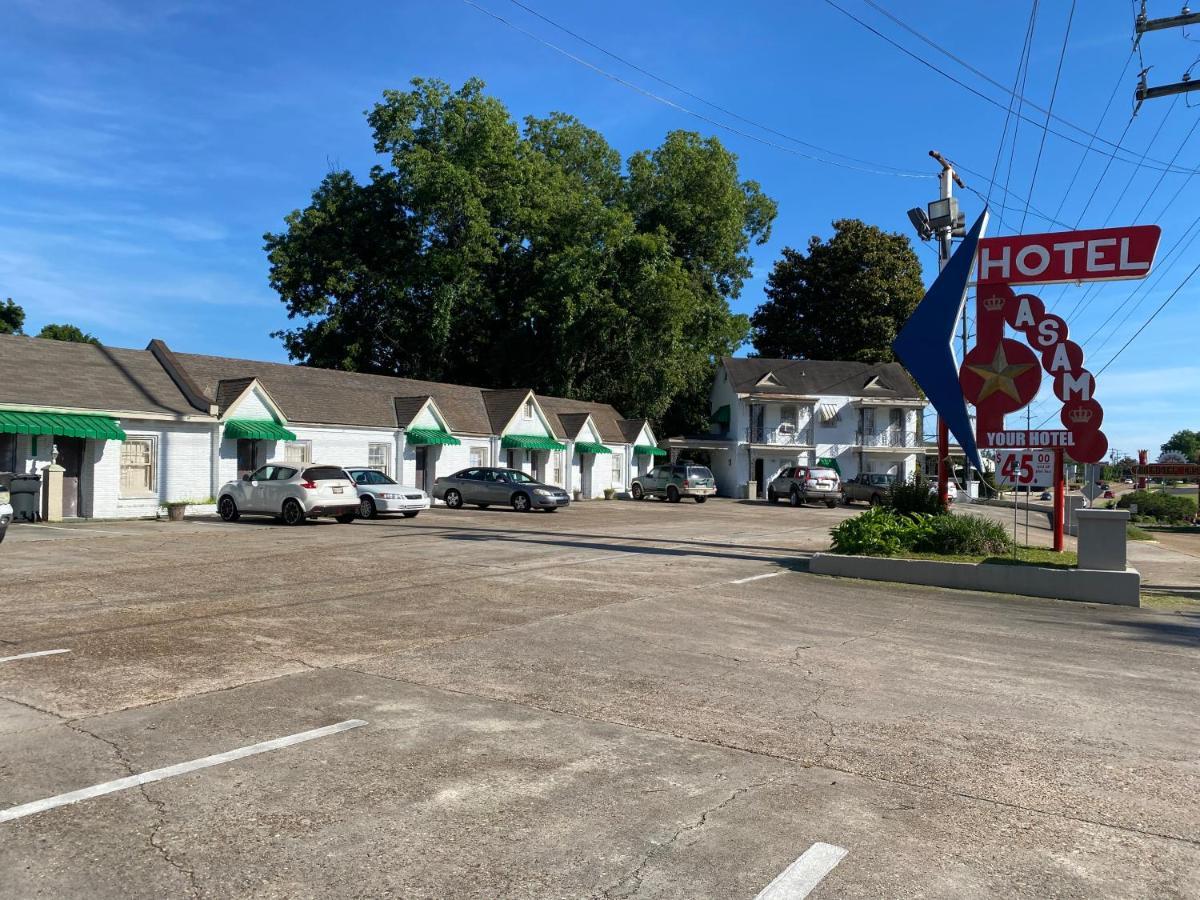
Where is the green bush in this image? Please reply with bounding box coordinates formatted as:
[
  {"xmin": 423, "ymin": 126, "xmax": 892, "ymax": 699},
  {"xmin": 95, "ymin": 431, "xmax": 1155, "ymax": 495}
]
[
  {"xmin": 913, "ymin": 514, "xmax": 1013, "ymax": 555},
  {"xmin": 831, "ymin": 507, "xmax": 1013, "ymax": 557},
  {"xmin": 1116, "ymin": 490, "xmax": 1195, "ymax": 522},
  {"xmin": 829, "ymin": 506, "xmax": 926, "ymax": 556},
  {"xmin": 885, "ymin": 475, "xmax": 947, "ymax": 516}
]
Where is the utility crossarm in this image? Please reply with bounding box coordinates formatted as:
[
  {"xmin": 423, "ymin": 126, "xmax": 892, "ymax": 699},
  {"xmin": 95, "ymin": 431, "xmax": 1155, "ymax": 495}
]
[{"xmin": 1135, "ymin": 8, "xmax": 1200, "ymax": 34}]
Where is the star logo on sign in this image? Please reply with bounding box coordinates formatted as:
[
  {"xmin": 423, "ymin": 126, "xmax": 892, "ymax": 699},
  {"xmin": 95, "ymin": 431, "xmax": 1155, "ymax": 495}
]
[{"xmin": 966, "ymin": 343, "xmax": 1035, "ymax": 402}]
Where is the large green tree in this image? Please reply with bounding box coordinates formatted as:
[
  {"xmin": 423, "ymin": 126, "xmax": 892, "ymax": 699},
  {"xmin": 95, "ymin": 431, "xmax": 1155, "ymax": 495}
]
[
  {"xmin": 1162, "ymin": 429, "xmax": 1200, "ymax": 462},
  {"xmin": 265, "ymin": 78, "xmax": 775, "ymax": 432},
  {"xmin": 0, "ymin": 298, "xmax": 25, "ymax": 335},
  {"xmin": 750, "ymin": 219, "xmax": 924, "ymax": 362},
  {"xmin": 37, "ymin": 323, "xmax": 100, "ymax": 344}
]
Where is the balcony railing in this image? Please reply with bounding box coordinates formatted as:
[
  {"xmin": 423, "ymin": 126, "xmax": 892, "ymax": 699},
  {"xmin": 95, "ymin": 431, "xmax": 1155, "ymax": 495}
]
[
  {"xmin": 858, "ymin": 429, "xmax": 921, "ymax": 449},
  {"xmin": 745, "ymin": 425, "xmax": 814, "ymax": 446}
]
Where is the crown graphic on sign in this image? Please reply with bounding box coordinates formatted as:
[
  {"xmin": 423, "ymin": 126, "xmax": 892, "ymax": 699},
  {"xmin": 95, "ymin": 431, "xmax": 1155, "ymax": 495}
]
[
  {"xmin": 1068, "ymin": 407, "xmax": 1094, "ymax": 424},
  {"xmin": 982, "ymin": 295, "xmax": 1006, "ymax": 312}
]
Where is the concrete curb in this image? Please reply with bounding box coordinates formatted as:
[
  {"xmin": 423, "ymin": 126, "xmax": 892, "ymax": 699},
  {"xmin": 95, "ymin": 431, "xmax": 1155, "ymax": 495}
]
[{"xmin": 809, "ymin": 553, "xmax": 1140, "ymax": 607}]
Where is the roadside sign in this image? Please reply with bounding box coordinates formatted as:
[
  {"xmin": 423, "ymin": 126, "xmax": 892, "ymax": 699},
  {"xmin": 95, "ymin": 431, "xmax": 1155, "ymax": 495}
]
[
  {"xmin": 976, "ymin": 225, "xmax": 1161, "ymax": 286},
  {"xmin": 996, "ymin": 449, "xmax": 1054, "ymax": 488},
  {"xmin": 1130, "ymin": 463, "xmax": 1200, "ymax": 477}
]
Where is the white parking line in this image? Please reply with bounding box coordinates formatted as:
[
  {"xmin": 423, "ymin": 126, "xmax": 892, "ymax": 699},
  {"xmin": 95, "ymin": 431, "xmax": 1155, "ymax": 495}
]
[
  {"xmin": 755, "ymin": 842, "xmax": 848, "ymax": 899},
  {"xmin": 729, "ymin": 572, "xmax": 785, "ymax": 585},
  {"xmin": 0, "ymin": 649, "xmax": 71, "ymax": 664},
  {"xmin": 0, "ymin": 719, "xmax": 368, "ymax": 824}
]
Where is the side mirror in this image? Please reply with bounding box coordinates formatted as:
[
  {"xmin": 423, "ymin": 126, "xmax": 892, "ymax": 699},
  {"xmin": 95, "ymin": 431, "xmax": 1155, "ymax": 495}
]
[{"xmin": 242, "ymin": 474, "xmax": 251, "ymax": 482}]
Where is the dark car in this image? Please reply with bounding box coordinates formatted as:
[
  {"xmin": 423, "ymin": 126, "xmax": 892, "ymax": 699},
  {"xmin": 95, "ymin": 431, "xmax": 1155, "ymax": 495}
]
[
  {"xmin": 843, "ymin": 472, "xmax": 896, "ymax": 505},
  {"xmin": 433, "ymin": 467, "xmax": 570, "ymax": 512}
]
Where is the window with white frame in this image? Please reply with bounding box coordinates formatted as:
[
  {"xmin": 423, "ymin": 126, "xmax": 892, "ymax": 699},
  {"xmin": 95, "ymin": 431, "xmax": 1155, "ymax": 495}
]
[
  {"xmin": 469, "ymin": 446, "xmax": 487, "ymax": 468},
  {"xmin": 552, "ymin": 450, "xmax": 563, "ymax": 484},
  {"xmin": 611, "ymin": 451, "xmax": 624, "ymax": 488},
  {"xmin": 284, "ymin": 440, "xmax": 312, "ymax": 465},
  {"xmin": 367, "ymin": 442, "xmax": 391, "ymax": 474},
  {"xmin": 119, "ymin": 437, "xmax": 157, "ymax": 497}
]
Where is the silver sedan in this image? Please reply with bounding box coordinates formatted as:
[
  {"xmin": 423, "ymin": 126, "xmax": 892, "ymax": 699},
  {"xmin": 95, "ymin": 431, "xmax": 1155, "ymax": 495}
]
[
  {"xmin": 345, "ymin": 468, "xmax": 430, "ymax": 519},
  {"xmin": 433, "ymin": 467, "xmax": 570, "ymax": 512}
]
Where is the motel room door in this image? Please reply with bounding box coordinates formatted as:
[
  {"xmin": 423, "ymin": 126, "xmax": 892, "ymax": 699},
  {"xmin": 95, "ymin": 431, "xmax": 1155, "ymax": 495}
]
[{"xmin": 53, "ymin": 436, "xmax": 85, "ymax": 517}]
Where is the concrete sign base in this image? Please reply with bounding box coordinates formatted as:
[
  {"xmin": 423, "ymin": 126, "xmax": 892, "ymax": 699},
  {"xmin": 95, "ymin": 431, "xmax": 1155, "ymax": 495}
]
[{"xmin": 809, "ymin": 553, "xmax": 1140, "ymax": 607}]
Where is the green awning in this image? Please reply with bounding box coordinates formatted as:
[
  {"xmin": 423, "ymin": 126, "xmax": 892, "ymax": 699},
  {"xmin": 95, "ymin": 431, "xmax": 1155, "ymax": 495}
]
[
  {"xmin": 817, "ymin": 456, "xmax": 841, "ymax": 474},
  {"xmin": 223, "ymin": 419, "xmax": 297, "ymax": 441},
  {"xmin": 634, "ymin": 444, "xmax": 667, "ymax": 457},
  {"xmin": 575, "ymin": 440, "xmax": 612, "ymax": 455},
  {"xmin": 407, "ymin": 427, "xmax": 460, "ymax": 446},
  {"xmin": 501, "ymin": 434, "xmax": 566, "ymax": 451},
  {"xmin": 710, "ymin": 404, "xmax": 730, "ymax": 425},
  {"xmin": 0, "ymin": 410, "xmax": 125, "ymax": 440}
]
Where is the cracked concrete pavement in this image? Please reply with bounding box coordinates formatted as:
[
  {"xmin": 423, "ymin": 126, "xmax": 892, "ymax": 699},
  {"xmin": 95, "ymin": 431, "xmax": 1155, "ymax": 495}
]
[{"xmin": 0, "ymin": 499, "xmax": 1197, "ymax": 898}]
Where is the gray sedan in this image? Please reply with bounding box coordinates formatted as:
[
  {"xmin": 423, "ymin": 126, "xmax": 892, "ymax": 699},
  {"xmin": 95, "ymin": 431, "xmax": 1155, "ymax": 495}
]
[{"xmin": 433, "ymin": 467, "xmax": 570, "ymax": 512}]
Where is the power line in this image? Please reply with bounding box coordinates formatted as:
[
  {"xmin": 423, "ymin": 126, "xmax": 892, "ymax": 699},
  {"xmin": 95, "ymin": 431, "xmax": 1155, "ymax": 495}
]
[
  {"xmin": 1022, "ymin": 0, "xmax": 1075, "ymax": 233},
  {"xmin": 500, "ymin": 0, "xmax": 929, "ymax": 178},
  {"xmin": 999, "ymin": 1, "xmax": 1040, "ymax": 234},
  {"xmin": 987, "ymin": 2, "xmax": 1039, "ymax": 210},
  {"xmin": 1094, "ymin": 259, "xmax": 1200, "ymax": 376},
  {"xmin": 461, "ymin": 0, "xmax": 933, "ymax": 178},
  {"xmin": 821, "ymin": 0, "xmax": 1200, "ymax": 175}
]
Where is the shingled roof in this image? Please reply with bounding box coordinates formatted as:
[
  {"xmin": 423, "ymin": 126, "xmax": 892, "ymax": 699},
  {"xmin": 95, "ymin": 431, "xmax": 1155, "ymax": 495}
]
[
  {"xmin": 721, "ymin": 357, "xmax": 921, "ymax": 401},
  {"xmin": 535, "ymin": 395, "xmax": 627, "ymax": 443},
  {"xmin": 0, "ymin": 334, "xmax": 201, "ymax": 417},
  {"xmin": 173, "ymin": 352, "xmax": 495, "ymax": 434}
]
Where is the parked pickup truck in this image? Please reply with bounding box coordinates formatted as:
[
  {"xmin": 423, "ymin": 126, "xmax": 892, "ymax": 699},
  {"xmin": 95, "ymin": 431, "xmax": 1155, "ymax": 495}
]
[{"xmin": 843, "ymin": 472, "xmax": 896, "ymax": 506}]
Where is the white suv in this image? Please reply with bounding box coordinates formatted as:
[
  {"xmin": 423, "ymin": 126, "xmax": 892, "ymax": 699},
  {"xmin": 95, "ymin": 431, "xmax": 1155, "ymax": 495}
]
[
  {"xmin": 217, "ymin": 463, "xmax": 359, "ymax": 526},
  {"xmin": 0, "ymin": 492, "xmax": 11, "ymax": 544}
]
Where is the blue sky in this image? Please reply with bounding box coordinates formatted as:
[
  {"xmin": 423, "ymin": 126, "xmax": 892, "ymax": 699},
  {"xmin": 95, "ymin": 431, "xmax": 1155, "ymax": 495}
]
[{"xmin": 3, "ymin": 0, "xmax": 1197, "ymax": 456}]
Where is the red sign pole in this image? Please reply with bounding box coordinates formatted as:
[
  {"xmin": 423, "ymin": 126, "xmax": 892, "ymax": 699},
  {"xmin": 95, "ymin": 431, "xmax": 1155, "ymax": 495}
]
[{"xmin": 1053, "ymin": 449, "xmax": 1065, "ymax": 552}]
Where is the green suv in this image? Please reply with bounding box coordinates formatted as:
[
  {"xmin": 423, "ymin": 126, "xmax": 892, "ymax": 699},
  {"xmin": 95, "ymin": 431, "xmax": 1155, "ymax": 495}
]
[{"xmin": 631, "ymin": 463, "xmax": 717, "ymax": 503}]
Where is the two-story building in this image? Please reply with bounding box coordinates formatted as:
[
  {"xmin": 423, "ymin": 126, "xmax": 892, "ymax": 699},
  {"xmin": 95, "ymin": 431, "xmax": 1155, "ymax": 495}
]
[{"xmin": 665, "ymin": 357, "xmax": 926, "ymax": 498}]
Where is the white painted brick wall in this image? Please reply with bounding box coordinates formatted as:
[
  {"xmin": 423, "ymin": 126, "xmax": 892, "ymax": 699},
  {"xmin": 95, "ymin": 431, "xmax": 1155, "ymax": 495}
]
[{"xmin": 92, "ymin": 421, "xmax": 214, "ymax": 519}]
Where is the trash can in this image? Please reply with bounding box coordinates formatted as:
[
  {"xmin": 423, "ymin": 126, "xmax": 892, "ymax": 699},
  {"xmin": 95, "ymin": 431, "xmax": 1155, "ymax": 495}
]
[{"xmin": 9, "ymin": 473, "xmax": 41, "ymax": 522}]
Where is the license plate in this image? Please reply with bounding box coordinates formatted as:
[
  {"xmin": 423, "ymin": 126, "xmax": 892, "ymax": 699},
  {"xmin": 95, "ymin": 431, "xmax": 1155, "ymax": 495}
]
[{"xmin": 332, "ymin": 486, "xmax": 343, "ymax": 494}]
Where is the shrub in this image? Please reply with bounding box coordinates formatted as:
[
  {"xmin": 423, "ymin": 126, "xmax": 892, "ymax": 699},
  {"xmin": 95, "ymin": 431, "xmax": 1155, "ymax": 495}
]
[
  {"xmin": 830, "ymin": 506, "xmax": 933, "ymax": 556},
  {"xmin": 1117, "ymin": 490, "xmax": 1195, "ymax": 523},
  {"xmin": 885, "ymin": 475, "xmax": 947, "ymax": 517},
  {"xmin": 913, "ymin": 514, "xmax": 1013, "ymax": 556}
]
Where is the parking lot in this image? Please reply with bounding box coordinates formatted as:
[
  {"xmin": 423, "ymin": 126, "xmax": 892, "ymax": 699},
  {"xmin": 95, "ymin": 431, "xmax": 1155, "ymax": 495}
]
[{"xmin": 1, "ymin": 499, "xmax": 1198, "ymax": 898}]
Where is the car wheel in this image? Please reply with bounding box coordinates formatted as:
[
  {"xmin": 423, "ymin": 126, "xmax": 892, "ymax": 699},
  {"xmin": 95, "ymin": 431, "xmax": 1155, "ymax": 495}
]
[
  {"xmin": 336, "ymin": 512, "xmax": 357, "ymax": 524},
  {"xmin": 869, "ymin": 493, "xmax": 881, "ymax": 507},
  {"xmin": 218, "ymin": 495, "xmax": 240, "ymax": 522},
  {"xmin": 359, "ymin": 496, "xmax": 377, "ymax": 519},
  {"xmin": 444, "ymin": 489, "xmax": 463, "ymax": 510},
  {"xmin": 402, "ymin": 511, "xmax": 419, "ymax": 518},
  {"xmin": 281, "ymin": 498, "xmax": 306, "ymax": 526},
  {"xmin": 789, "ymin": 488, "xmax": 801, "ymax": 507},
  {"xmin": 631, "ymin": 483, "xmax": 644, "ymax": 500},
  {"xmin": 512, "ymin": 492, "xmax": 532, "ymax": 512},
  {"xmin": 767, "ymin": 488, "xmax": 778, "ymax": 504},
  {"xmin": 694, "ymin": 496, "xmax": 707, "ymax": 504},
  {"xmin": 667, "ymin": 486, "xmax": 681, "ymax": 503}
]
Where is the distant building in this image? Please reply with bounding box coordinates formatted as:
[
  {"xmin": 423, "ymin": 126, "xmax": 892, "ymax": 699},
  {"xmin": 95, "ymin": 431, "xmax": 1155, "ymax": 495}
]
[{"xmin": 665, "ymin": 357, "xmax": 926, "ymax": 498}]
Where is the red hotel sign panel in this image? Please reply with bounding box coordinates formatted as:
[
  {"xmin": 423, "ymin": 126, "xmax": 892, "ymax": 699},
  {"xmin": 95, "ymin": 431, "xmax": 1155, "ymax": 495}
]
[{"xmin": 976, "ymin": 225, "xmax": 1161, "ymax": 286}]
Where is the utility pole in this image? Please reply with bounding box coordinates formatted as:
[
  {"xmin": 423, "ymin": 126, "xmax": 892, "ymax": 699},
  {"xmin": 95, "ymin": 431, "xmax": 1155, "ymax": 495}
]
[
  {"xmin": 1133, "ymin": 2, "xmax": 1200, "ymax": 112},
  {"xmin": 927, "ymin": 151, "xmax": 967, "ymax": 505}
]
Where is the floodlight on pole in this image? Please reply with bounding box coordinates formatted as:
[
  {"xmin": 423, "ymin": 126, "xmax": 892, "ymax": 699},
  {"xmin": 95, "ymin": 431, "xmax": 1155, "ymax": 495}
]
[{"xmin": 907, "ymin": 207, "xmax": 933, "ymax": 241}]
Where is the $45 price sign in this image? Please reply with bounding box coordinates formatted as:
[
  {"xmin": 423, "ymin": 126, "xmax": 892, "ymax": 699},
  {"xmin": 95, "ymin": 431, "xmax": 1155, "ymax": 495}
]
[{"xmin": 997, "ymin": 449, "xmax": 1055, "ymax": 488}]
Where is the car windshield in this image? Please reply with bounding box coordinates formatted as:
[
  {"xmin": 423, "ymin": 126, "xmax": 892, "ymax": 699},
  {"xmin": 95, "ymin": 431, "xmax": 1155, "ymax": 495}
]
[
  {"xmin": 809, "ymin": 469, "xmax": 838, "ymax": 480},
  {"xmin": 505, "ymin": 469, "xmax": 536, "ymax": 484},
  {"xmin": 687, "ymin": 467, "xmax": 713, "ymax": 480}
]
